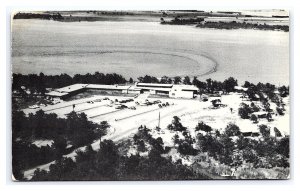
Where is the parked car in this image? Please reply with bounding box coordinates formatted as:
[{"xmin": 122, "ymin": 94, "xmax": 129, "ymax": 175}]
[
  {"xmin": 52, "ymin": 100, "xmax": 60, "ymax": 104},
  {"xmin": 103, "ymin": 97, "xmax": 109, "ymax": 100},
  {"xmin": 129, "ymin": 106, "xmax": 136, "ymax": 110},
  {"xmin": 87, "ymin": 101, "xmax": 94, "ymax": 104},
  {"xmin": 29, "ymin": 105, "xmax": 40, "ymax": 109},
  {"xmin": 146, "ymin": 102, "xmax": 153, "ymax": 106},
  {"xmin": 116, "ymin": 105, "xmax": 128, "ymax": 109},
  {"xmin": 158, "ymin": 104, "xmax": 162, "ymax": 108},
  {"xmin": 154, "ymin": 100, "xmax": 162, "ymax": 104}
]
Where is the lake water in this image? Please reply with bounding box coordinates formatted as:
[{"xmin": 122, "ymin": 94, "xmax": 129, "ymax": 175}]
[{"xmin": 12, "ymin": 19, "xmax": 289, "ymax": 85}]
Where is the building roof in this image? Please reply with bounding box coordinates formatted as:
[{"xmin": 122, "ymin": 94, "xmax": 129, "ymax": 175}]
[
  {"xmin": 56, "ymin": 84, "xmax": 88, "ymax": 93},
  {"xmin": 252, "ymin": 111, "xmax": 268, "ymax": 115},
  {"xmin": 128, "ymin": 86, "xmax": 142, "ymax": 91},
  {"xmin": 172, "ymin": 85, "xmax": 198, "ymax": 91},
  {"xmin": 45, "ymin": 91, "xmax": 69, "ymax": 97},
  {"xmin": 234, "ymin": 86, "xmax": 248, "ymax": 91},
  {"xmin": 137, "ymin": 83, "xmax": 173, "ymax": 88},
  {"xmin": 86, "ymin": 84, "xmax": 131, "ymax": 90}
]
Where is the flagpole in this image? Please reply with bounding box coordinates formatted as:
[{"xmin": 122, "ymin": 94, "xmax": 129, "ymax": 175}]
[{"xmin": 158, "ymin": 112, "xmax": 160, "ymax": 129}]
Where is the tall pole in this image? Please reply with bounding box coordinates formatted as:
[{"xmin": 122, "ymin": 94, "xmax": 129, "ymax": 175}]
[{"xmin": 158, "ymin": 112, "xmax": 160, "ymax": 129}]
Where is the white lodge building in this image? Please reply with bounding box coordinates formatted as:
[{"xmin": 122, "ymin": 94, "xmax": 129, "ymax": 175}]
[
  {"xmin": 46, "ymin": 82, "xmax": 199, "ymax": 100},
  {"xmin": 136, "ymin": 83, "xmax": 198, "ymax": 98}
]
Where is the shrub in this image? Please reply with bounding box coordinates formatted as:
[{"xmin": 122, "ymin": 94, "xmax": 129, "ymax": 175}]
[
  {"xmin": 259, "ymin": 125, "xmax": 270, "ymax": 137},
  {"xmin": 250, "ymin": 114, "xmax": 258, "ymax": 123},
  {"xmin": 274, "ymin": 127, "xmax": 282, "ymax": 137},
  {"xmin": 238, "ymin": 103, "xmax": 252, "ymax": 119},
  {"xmin": 167, "ymin": 116, "xmax": 187, "ymax": 132},
  {"xmin": 224, "ymin": 123, "xmax": 240, "ymax": 137},
  {"xmin": 276, "ymin": 107, "xmax": 285, "ymax": 115},
  {"xmin": 250, "ymin": 102, "xmax": 260, "ymax": 112},
  {"xmin": 177, "ymin": 141, "xmax": 198, "ymax": 156},
  {"xmin": 195, "ymin": 121, "xmax": 212, "ymax": 133}
]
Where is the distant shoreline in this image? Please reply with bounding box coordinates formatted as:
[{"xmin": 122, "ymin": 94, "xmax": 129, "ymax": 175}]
[
  {"xmin": 161, "ymin": 18, "xmax": 289, "ymax": 32},
  {"xmin": 13, "ymin": 11, "xmax": 289, "ymax": 32}
]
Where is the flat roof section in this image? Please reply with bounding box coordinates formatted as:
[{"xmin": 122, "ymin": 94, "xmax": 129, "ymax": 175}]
[
  {"xmin": 86, "ymin": 84, "xmax": 131, "ymax": 90},
  {"xmin": 137, "ymin": 83, "xmax": 173, "ymax": 88},
  {"xmin": 172, "ymin": 85, "xmax": 198, "ymax": 91},
  {"xmin": 45, "ymin": 91, "xmax": 69, "ymax": 97},
  {"xmin": 56, "ymin": 84, "xmax": 88, "ymax": 93}
]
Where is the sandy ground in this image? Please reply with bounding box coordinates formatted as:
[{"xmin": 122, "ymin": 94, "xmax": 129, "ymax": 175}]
[{"xmin": 22, "ymin": 93, "xmax": 289, "ymax": 179}]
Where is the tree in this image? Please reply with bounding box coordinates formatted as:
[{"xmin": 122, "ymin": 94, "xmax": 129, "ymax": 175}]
[
  {"xmin": 276, "ymin": 107, "xmax": 285, "ymax": 115},
  {"xmin": 160, "ymin": 76, "xmax": 170, "ymax": 84},
  {"xmin": 238, "ymin": 103, "xmax": 252, "ymax": 119},
  {"xmin": 172, "ymin": 134, "xmax": 180, "ymax": 146},
  {"xmin": 250, "ymin": 102, "xmax": 260, "ymax": 112},
  {"xmin": 195, "ymin": 121, "xmax": 212, "ymax": 133},
  {"xmin": 174, "ymin": 76, "xmax": 181, "ymax": 84},
  {"xmin": 37, "ymin": 72, "xmax": 46, "ymax": 95},
  {"xmin": 129, "ymin": 77, "xmax": 134, "ymax": 83},
  {"xmin": 192, "ymin": 76, "xmax": 199, "ymax": 86},
  {"xmin": 224, "ymin": 123, "xmax": 240, "ymax": 137},
  {"xmin": 277, "ymin": 136, "xmax": 289, "ymax": 158},
  {"xmin": 259, "ymin": 125, "xmax": 270, "ymax": 138},
  {"xmin": 96, "ymin": 140, "xmax": 120, "ymax": 179},
  {"xmin": 243, "ymin": 81, "xmax": 251, "ymax": 88},
  {"xmin": 137, "ymin": 75, "xmax": 159, "ymax": 83},
  {"xmin": 98, "ymin": 121, "xmax": 110, "ymax": 142},
  {"xmin": 278, "ymin": 85, "xmax": 289, "ymax": 97},
  {"xmin": 167, "ymin": 116, "xmax": 187, "ymax": 132},
  {"xmin": 223, "ymin": 77, "xmax": 238, "ymax": 93},
  {"xmin": 274, "ymin": 127, "xmax": 282, "ymax": 137},
  {"xmin": 52, "ymin": 136, "xmax": 67, "ymax": 156},
  {"xmin": 262, "ymin": 100, "xmax": 271, "ymax": 112},
  {"xmin": 250, "ymin": 114, "xmax": 258, "ymax": 123},
  {"xmin": 177, "ymin": 141, "xmax": 198, "ymax": 156},
  {"xmin": 219, "ymin": 134, "xmax": 235, "ymax": 165},
  {"xmin": 183, "ymin": 76, "xmax": 192, "ymax": 85},
  {"xmin": 136, "ymin": 140, "xmax": 147, "ymax": 152}
]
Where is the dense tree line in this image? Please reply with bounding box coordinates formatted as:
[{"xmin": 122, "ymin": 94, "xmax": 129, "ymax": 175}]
[
  {"xmin": 238, "ymin": 81, "xmax": 288, "ymax": 121},
  {"xmin": 25, "ymin": 116, "xmax": 289, "ymax": 180},
  {"xmin": 196, "ymin": 21, "xmax": 289, "ymax": 32},
  {"xmin": 195, "ymin": 121, "xmax": 289, "ymax": 168},
  {"xmin": 12, "ymin": 110, "xmax": 109, "ymax": 180},
  {"xmin": 161, "ymin": 17, "xmax": 205, "ymax": 25},
  {"xmin": 13, "ymin": 12, "xmax": 63, "ymax": 20},
  {"xmin": 137, "ymin": 75, "xmax": 238, "ymax": 94},
  {"xmin": 243, "ymin": 81, "xmax": 289, "ymax": 101},
  {"xmin": 30, "ymin": 140, "xmax": 207, "ymax": 180},
  {"xmin": 193, "ymin": 77, "xmax": 238, "ymax": 94},
  {"xmin": 12, "ymin": 72, "xmax": 127, "ymax": 95}
]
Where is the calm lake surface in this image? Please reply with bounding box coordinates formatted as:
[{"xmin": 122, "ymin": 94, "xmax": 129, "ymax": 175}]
[{"xmin": 12, "ymin": 19, "xmax": 289, "ymax": 85}]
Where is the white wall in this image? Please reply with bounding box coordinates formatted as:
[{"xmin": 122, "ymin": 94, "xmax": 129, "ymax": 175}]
[{"xmin": 169, "ymin": 90, "xmax": 194, "ymax": 98}]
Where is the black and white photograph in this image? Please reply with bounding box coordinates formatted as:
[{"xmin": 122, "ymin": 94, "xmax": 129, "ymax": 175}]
[{"xmin": 11, "ymin": 9, "xmax": 290, "ymax": 181}]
